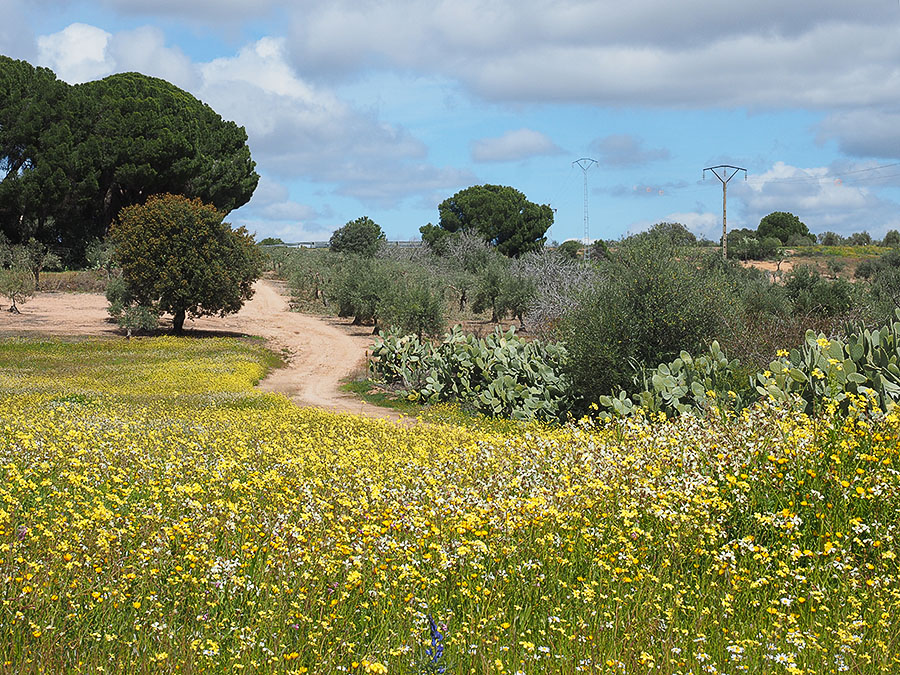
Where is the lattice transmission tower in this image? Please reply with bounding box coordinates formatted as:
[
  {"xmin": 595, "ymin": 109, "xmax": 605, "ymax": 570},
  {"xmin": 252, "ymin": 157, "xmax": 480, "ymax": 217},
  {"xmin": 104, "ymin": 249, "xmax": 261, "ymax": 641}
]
[{"xmin": 573, "ymin": 158, "xmax": 598, "ymax": 261}]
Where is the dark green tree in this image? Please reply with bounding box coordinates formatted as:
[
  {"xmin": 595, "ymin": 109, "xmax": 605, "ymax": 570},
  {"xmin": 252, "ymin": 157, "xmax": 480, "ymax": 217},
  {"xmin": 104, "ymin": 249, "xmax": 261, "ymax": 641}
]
[
  {"xmin": 0, "ymin": 56, "xmax": 78, "ymax": 248},
  {"xmin": 556, "ymin": 240, "xmax": 581, "ymax": 259},
  {"xmin": 0, "ymin": 59, "xmax": 258, "ymax": 262},
  {"xmin": 425, "ymin": 184, "xmax": 553, "ymax": 257},
  {"xmin": 847, "ymin": 231, "xmax": 873, "ymax": 246},
  {"xmin": 758, "ymin": 211, "xmax": 809, "ymax": 244},
  {"xmin": 329, "ymin": 216, "xmax": 385, "ymax": 257},
  {"xmin": 76, "ymin": 72, "xmax": 258, "ymax": 235},
  {"xmin": 883, "ymin": 230, "xmax": 900, "ymax": 247},
  {"xmin": 111, "ymin": 193, "xmax": 262, "ymax": 333},
  {"xmin": 818, "ymin": 231, "xmax": 844, "ymax": 246}
]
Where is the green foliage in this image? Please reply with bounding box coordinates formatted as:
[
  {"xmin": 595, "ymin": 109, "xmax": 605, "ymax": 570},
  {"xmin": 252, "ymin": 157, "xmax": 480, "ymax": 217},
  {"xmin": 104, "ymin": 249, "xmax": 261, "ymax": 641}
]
[
  {"xmin": 378, "ymin": 275, "xmax": 445, "ymax": 339},
  {"xmin": 629, "ymin": 222, "xmax": 697, "ymax": 247},
  {"xmin": 418, "ymin": 222, "xmax": 452, "ymax": 254},
  {"xmin": 556, "ymin": 240, "xmax": 581, "ymax": 259},
  {"xmin": 429, "ymin": 184, "xmax": 553, "ymax": 257},
  {"xmin": 258, "ymin": 237, "xmax": 285, "ymax": 246},
  {"xmin": 883, "ymin": 230, "xmax": 900, "ymax": 247},
  {"xmin": 105, "ymin": 276, "xmax": 158, "ymax": 334},
  {"xmin": 853, "ymin": 249, "xmax": 900, "ymax": 321},
  {"xmin": 471, "ymin": 257, "xmax": 509, "ymax": 323},
  {"xmin": 0, "ymin": 57, "xmax": 74, "ymax": 251},
  {"xmin": 818, "ymin": 231, "xmax": 844, "ymax": 246},
  {"xmin": 560, "ymin": 236, "xmax": 739, "ymax": 402},
  {"xmin": 111, "ymin": 194, "xmax": 262, "ymax": 333},
  {"xmin": 0, "ymin": 266, "xmax": 34, "ymax": 313},
  {"xmin": 77, "ymin": 72, "xmax": 258, "ymax": 233},
  {"xmin": 782, "ymin": 265, "xmax": 855, "ymax": 317},
  {"xmin": 84, "ymin": 238, "xmax": 117, "ymax": 279},
  {"xmin": 758, "ymin": 211, "xmax": 809, "ymax": 244},
  {"xmin": 327, "ymin": 256, "xmax": 395, "ymax": 326},
  {"xmin": 847, "ymin": 231, "xmax": 873, "ymax": 246},
  {"xmin": 598, "ymin": 341, "xmax": 747, "ymax": 417},
  {"xmin": 118, "ymin": 304, "xmax": 161, "ymax": 336},
  {"xmin": 0, "ymin": 57, "xmax": 258, "ymax": 263},
  {"xmin": 590, "ymin": 239, "xmax": 611, "ymax": 260},
  {"xmin": 755, "ymin": 317, "xmax": 900, "ymax": 414},
  {"xmin": 329, "ymin": 216, "xmax": 386, "ymax": 257},
  {"xmin": 369, "ymin": 326, "xmax": 571, "ymax": 421},
  {"xmin": 726, "ymin": 228, "xmax": 781, "ymax": 260}
]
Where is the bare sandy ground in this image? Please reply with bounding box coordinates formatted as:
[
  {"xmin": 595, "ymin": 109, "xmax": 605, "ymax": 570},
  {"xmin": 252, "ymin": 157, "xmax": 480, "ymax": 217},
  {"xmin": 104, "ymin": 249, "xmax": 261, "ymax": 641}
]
[{"xmin": 0, "ymin": 279, "xmax": 402, "ymax": 421}]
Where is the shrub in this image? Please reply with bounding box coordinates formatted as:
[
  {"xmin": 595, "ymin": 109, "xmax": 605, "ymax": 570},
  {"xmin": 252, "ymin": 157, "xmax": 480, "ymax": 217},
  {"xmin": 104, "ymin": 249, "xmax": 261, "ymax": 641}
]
[
  {"xmin": 560, "ymin": 236, "xmax": 739, "ymax": 403},
  {"xmin": 782, "ymin": 265, "xmax": 855, "ymax": 317},
  {"xmin": 556, "ymin": 240, "xmax": 581, "ymax": 259},
  {"xmin": 379, "ymin": 276, "xmax": 445, "ymax": 339}
]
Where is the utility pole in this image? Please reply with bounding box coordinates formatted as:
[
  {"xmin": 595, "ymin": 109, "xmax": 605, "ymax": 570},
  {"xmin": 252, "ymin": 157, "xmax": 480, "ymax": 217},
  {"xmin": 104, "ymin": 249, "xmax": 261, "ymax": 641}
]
[
  {"xmin": 573, "ymin": 158, "xmax": 597, "ymax": 261},
  {"xmin": 703, "ymin": 165, "xmax": 746, "ymax": 260}
]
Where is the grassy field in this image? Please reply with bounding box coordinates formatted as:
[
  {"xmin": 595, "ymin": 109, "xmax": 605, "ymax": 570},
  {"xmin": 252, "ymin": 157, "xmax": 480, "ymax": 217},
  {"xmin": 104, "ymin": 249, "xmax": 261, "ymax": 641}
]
[{"xmin": 1, "ymin": 337, "xmax": 899, "ymax": 673}]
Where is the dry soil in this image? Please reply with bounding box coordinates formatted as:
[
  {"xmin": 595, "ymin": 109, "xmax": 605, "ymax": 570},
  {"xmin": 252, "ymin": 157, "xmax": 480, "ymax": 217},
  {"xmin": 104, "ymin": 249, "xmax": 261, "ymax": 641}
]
[{"xmin": 0, "ymin": 279, "xmax": 402, "ymax": 421}]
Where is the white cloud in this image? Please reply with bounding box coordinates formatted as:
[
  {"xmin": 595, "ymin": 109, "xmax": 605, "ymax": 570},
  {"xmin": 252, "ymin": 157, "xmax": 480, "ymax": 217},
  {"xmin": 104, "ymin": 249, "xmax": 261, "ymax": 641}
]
[
  {"xmin": 731, "ymin": 161, "xmax": 900, "ymax": 235},
  {"xmin": 197, "ymin": 37, "xmax": 470, "ymax": 206},
  {"xmin": 37, "ymin": 23, "xmax": 113, "ymax": 83},
  {"xmin": 107, "ymin": 26, "xmax": 197, "ymax": 90},
  {"xmin": 471, "ymin": 128, "xmax": 562, "ymax": 163},
  {"xmin": 229, "ymin": 175, "xmax": 329, "ymax": 241},
  {"xmin": 35, "ymin": 22, "xmax": 195, "ymax": 88},
  {"xmin": 286, "ymin": 0, "xmax": 900, "ymax": 110},
  {"xmin": 591, "ymin": 134, "xmax": 670, "ymax": 168}
]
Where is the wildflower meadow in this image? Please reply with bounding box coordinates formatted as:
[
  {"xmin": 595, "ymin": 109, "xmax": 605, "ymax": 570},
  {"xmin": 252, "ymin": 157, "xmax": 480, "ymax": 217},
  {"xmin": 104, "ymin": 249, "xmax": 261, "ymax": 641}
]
[{"xmin": 1, "ymin": 336, "xmax": 899, "ymax": 673}]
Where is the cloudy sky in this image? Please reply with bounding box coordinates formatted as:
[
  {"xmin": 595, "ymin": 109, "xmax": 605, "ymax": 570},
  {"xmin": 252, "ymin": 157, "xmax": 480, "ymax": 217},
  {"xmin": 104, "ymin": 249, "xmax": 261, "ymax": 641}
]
[{"xmin": 3, "ymin": 1, "xmax": 900, "ymax": 243}]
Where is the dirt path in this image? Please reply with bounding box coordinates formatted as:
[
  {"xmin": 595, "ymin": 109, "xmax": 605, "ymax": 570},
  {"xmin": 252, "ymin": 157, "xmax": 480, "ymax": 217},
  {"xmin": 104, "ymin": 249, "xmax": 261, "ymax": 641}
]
[{"xmin": 0, "ymin": 280, "xmax": 401, "ymax": 421}]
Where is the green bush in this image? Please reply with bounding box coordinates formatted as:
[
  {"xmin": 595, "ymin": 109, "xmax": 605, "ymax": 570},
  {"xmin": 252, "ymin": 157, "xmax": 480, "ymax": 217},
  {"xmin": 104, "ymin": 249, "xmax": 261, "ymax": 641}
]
[
  {"xmin": 782, "ymin": 265, "xmax": 855, "ymax": 317},
  {"xmin": 111, "ymin": 194, "xmax": 262, "ymax": 334},
  {"xmin": 597, "ymin": 341, "xmax": 750, "ymax": 418},
  {"xmin": 378, "ymin": 276, "xmax": 445, "ymax": 339},
  {"xmin": 326, "ymin": 256, "xmax": 394, "ymax": 325},
  {"xmin": 560, "ymin": 236, "xmax": 739, "ymax": 402}
]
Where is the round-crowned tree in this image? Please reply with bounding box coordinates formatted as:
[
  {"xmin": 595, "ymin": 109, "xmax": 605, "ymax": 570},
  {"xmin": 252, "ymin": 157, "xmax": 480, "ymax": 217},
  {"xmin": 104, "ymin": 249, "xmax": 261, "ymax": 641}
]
[
  {"xmin": 423, "ymin": 184, "xmax": 553, "ymax": 257},
  {"xmin": 758, "ymin": 211, "xmax": 809, "ymax": 244},
  {"xmin": 111, "ymin": 193, "xmax": 262, "ymax": 333},
  {"xmin": 329, "ymin": 216, "xmax": 385, "ymax": 257}
]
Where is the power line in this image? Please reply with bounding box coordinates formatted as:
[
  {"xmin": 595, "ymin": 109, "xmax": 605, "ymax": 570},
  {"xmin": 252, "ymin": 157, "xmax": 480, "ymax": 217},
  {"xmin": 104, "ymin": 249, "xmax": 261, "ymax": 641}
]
[{"xmin": 703, "ymin": 165, "xmax": 747, "ymax": 260}]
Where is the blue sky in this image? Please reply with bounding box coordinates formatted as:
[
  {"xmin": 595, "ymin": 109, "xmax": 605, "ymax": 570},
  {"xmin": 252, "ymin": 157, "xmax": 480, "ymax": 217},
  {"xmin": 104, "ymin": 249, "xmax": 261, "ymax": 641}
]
[{"xmin": 3, "ymin": 0, "xmax": 900, "ymax": 244}]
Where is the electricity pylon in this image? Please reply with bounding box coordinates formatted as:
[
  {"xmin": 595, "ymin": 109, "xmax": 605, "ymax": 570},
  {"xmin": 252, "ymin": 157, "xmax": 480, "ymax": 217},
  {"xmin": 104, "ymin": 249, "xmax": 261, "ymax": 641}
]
[
  {"xmin": 573, "ymin": 158, "xmax": 598, "ymax": 261},
  {"xmin": 703, "ymin": 165, "xmax": 747, "ymax": 260}
]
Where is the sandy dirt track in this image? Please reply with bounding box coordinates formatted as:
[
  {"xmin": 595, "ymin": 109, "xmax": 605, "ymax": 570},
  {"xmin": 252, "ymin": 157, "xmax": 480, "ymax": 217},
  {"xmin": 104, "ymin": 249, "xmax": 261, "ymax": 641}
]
[{"xmin": 0, "ymin": 279, "xmax": 401, "ymax": 421}]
